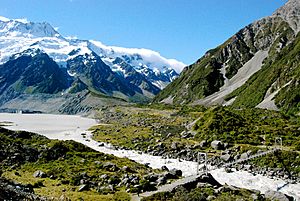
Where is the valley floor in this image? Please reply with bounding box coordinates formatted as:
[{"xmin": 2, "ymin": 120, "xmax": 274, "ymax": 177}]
[{"xmin": 0, "ymin": 110, "xmax": 300, "ymax": 200}]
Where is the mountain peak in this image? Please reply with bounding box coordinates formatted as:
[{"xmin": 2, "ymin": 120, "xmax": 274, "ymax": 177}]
[
  {"xmin": 273, "ymin": 0, "xmax": 300, "ymax": 33},
  {"xmin": 0, "ymin": 16, "xmax": 59, "ymax": 38}
]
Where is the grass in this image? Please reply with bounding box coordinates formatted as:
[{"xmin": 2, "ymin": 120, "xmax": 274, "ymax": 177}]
[
  {"xmin": 142, "ymin": 186, "xmax": 266, "ymax": 201},
  {"xmin": 193, "ymin": 106, "xmax": 300, "ymax": 149},
  {"xmin": 0, "ymin": 128, "xmax": 156, "ymax": 200},
  {"xmin": 93, "ymin": 104, "xmax": 300, "ymax": 174},
  {"xmin": 3, "ymin": 171, "xmax": 113, "ymax": 200},
  {"xmin": 92, "ymin": 105, "xmax": 201, "ymax": 153}
]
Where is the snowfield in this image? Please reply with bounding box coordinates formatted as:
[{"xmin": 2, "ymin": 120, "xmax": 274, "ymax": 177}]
[{"xmin": 0, "ymin": 113, "xmax": 299, "ymax": 200}]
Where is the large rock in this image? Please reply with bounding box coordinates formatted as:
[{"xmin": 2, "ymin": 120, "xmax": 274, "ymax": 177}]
[
  {"xmin": 164, "ymin": 168, "xmax": 182, "ymax": 179},
  {"xmin": 220, "ymin": 153, "xmax": 232, "ymax": 162},
  {"xmin": 199, "ymin": 140, "xmax": 207, "ymax": 148},
  {"xmin": 240, "ymin": 152, "xmax": 249, "ymax": 160},
  {"xmin": 103, "ymin": 162, "xmax": 119, "ymax": 172},
  {"xmin": 156, "ymin": 176, "xmax": 167, "ymax": 186},
  {"xmin": 170, "ymin": 169, "xmax": 182, "ymax": 177},
  {"xmin": 264, "ymin": 190, "xmax": 291, "ymax": 201},
  {"xmin": 171, "ymin": 142, "xmax": 178, "ymax": 150},
  {"xmin": 211, "ymin": 140, "xmax": 224, "ymax": 150},
  {"xmin": 78, "ymin": 184, "xmax": 89, "ymax": 192},
  {"xmin": 33, "ymin": 170, "xmax": 47, "ymax": 178}
]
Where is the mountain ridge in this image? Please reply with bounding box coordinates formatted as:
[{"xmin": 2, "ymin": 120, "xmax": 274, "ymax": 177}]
[
  {"xmin": 154, "ymin": 0, "xmax": 300, "ymax": 114},
  {"xmin": 0, "ymin": 16, "xmax": 186, "ymax": 113}
]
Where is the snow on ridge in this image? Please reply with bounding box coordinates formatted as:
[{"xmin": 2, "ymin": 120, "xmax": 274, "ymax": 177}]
[
  {"xmin": 14, "ymin": 18, "xmax": 30, "ymax": 24},
  {"xmin": 0, "ymin": 16, "xmax": 186, "ymax": 74},
  {"xmin": 0, "ymin": 16, "xmax": 59, "ymax": 38},
  {"xmin": 89, "ymin": 40, "xmax": 186, "ymax": 73},
  {"xmin": 0, "ymin": 16, "xmax": 185, "ymax": 89},
  {"xmin": 0, "ymin": 16, "xmax": 10, "ymax": 22}
]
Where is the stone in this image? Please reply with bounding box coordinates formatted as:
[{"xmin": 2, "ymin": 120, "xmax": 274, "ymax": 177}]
[
  {"xmin": 156, "ymin": 176, "xmax": 167, "ymax": 185},
  {"xmin": 100, "ymin": 174, "xmax": 108, "ymax": 180},
  {"xmin": 171, "ymin": 142, "xmax": 178, "ymax": 150},
  {"xmin": 199, "ymin": 140, "xmax": 207, "ymax": 148},
  {"xmin": 103, "ymin": 162, "xmax": 119, "ymax": 171},
  {"xmin": 220, "ymin": 153, "xmax": 231, "ymax": 162},
  {"xmin": 165, "ymin": 168, "xmax": 182, "ymax": 179},
  {"xmin": 145, "ymin": 174, "xmax": 159, "ymax": 182},
  {"xmin": 207, "ymin": 195, "xmax": 216, "ymax": 201},
  {"xmin": 107, "ymin": 176, "xmax": 121, "ymax": 185},
  {"xmin": 94, "ymin": 161, "xmax": 101, "ymax": 165},
  {"xmin": 264, "ymin": 190, "xmax": 290, "ymax": 201},
  {"xmin": 211, "ymin": 140, "xmax": 224, "ymax": 150},
  {"xmin": 170, "ymin": 168, "xmax": 182, "ymax": 177},
  {"xmin": 196, "ymin": 182, "xmax": 207, "ymax": 188},
  {"xmin": 78, "ymin": 184, "xmax": 89, "ymax": 192},
  {"xmin": 98, "ymin": 142, "xmax": 105, "ymax": 147},
  {"xmin": 121, "ymin": 166, "xmax": 133, "ymax": 173},
  {"xmin": 240, "ymin": 152, "xmax": 249, "ymax": 160},
  {"xmin": 244, "ymin": 164, "xmax": 252, "ymax": 171},
  {"xmin": 33, "ymin": 170, "xmax": 47, "ymax": 178},
  {"xmin": 161, "ymin": 165, "xmax": 169, "ymax": 171},
  {"xmin": 251, "ymin": 193, "xmax": 259, "ymax": 200},
  {"xmin": 97, "ymin": 185, "xmax": 114, "ymax": 194}
]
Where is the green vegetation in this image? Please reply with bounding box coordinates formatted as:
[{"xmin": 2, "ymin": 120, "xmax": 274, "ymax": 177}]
[
  {"xmin": 0, "ymin": 127, "xmax": 155, "ymax": 200},
  {"xmin": 142, "ymin": 186, "xmax": 266, "ymax": 201},
  {"xmin": 92, "ymin": 105, "xmax": 201, "ymax": 153},
  {"xmin": 93, "ymin": 104, "xmax": 300, "ymax": 151},
  {"xmin": 225, "ymin": 22, "xmax": 299, "ymax": 115},
  {"xmin": 154, "ymin": 16, "xmax": 300, "ymax": 117},
  {"xmin": 193, "ymin": 106, "xmax": 300, "ymax": 148},
  {"xmin": 250, "ymin": 150, "xmax": 300, "ymax": 174},
  {"xmin": 93, "ymin": 104, "xmax": 300, "ymax": 174}
]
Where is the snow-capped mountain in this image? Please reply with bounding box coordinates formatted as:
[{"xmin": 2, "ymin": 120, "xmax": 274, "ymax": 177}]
[{"xmin": 0, "ymin": 16, "xmax": 185, "ymax": 93}]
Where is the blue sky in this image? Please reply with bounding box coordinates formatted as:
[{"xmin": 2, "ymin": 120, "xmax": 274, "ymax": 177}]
[{"xmin": 0, "ymin": 0, "xmax": 286, "ymax": 65}]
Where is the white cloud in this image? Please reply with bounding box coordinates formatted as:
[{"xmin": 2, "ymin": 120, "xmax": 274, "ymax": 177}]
[
  {"xmin": 90, "ymin": 40, "xmax": 186, "ymax": 73},
  {"xmin": 0, "ymin": 16, "xmax": 10, "ymax": 22},
  {"xmin": 15, "ymin": 18, "xmax": 29, "ymax": 24}
]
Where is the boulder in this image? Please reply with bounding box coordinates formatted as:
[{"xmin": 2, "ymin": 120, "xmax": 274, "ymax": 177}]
[
  {"xmin": 240, "ymin": 152, "xmax": 249, "ymax": 160},
  {"xmin": 207, "ymin": 195, "xmax": 216, "ymax": 201},
  {"xmin": 220, "ymin": 154, "xmax": 231, "ymax": 162},
  {"xmin": 107, "ymin": 176, "xmax": 121, "ymax": 185},
  {"xmin": 171, "ymin": 142, "xmax": 178, "ymax": 150},
  {"xmin": 121, "ymin": 166, "xmax": 134, "ymax": 173},
  {"xmin": 170, "ymin": 168, "xmax": 182, "ymax": 177},
  {"xmin": 157, "ymin": 176, "xmax": 167, "ymax": 185},
  {"xmin": 78, "ymin": 184, "xmax": 89, "ymax": 192},
  {"xmin": 94, "ymin": 161, "xmax": 102, "ymax": 165},
  {"xmin": 264, "ymin": 190, "xmax": 290, "ymax": 201},
  {"xmin": 103, "ymin": 162, "xmax": 119, "ymax": 171},
  {"xmin": 164, "ymin": 168, "xmax": 182, "ymax": 179},
  {"xmin": 97, "ymin": 185, "xmax": 114, "ymax": 194},
  {"xmin": 211, "ymin": 140, "xmax": 224, "ymax": 150},
  {"xmin": 199, "ymin": 140, "xmax": 207, "ymax": 148},
  {"xmin": 161, "ymin": 165, "xmax": 169, "ymax": 171},
  {"xmin": 33, "ymin": 170, "xmax": 47, "ymax": 178},
  {"xmin": 100, "ymin": 174, "xmax": 108, "ymax": 180}
]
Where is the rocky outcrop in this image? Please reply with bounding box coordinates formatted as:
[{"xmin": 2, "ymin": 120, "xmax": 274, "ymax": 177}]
[
  {"xmin": 273, "ymin": 0, "xmax": 300, "ymax": 34},
  {"xmin": 0, "ymin": 177, "xmax": 47, "ymax": 201},
  {"xmin": 264, "ymin": 190, "xmax": 293, "ymax": 201},
  {"xmin": 154, "ymin": 0, "xmax": 300, "ymax": 113}
]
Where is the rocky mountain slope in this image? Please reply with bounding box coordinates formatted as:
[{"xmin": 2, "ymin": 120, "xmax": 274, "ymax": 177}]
[
  {"xmin": 0, "ymin": 16, "xmax": 185, "ymax": 113},
  {"xmin": 154, "ymin": 0, "xmax": 300, "ymax": 114}
]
